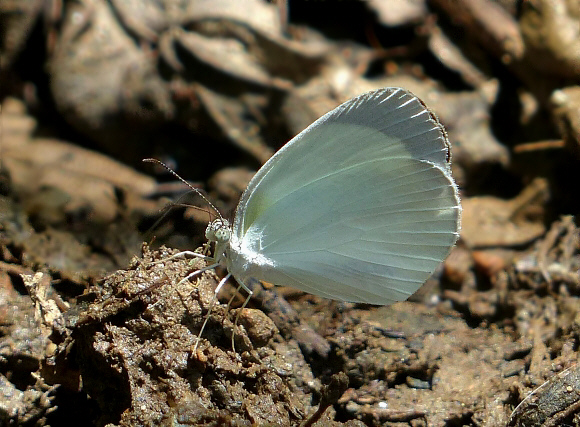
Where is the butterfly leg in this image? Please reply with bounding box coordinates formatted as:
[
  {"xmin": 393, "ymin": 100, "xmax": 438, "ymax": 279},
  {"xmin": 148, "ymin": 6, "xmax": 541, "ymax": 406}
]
[
  {"xmin": 152, "ymin": 250, "xmax": 211, "ymax": 265},
  {"xmin": 175, "ymin": 261, "xmax": 219, "ymax": 287},
  {"xmin": 193, "ymin": 272, "xmax": 231, "ymax": 352},
  {"xmin": 143, "ymin": 250, "xmax": 217, "ymax": 301},
  {"xmin": 162, "ymin": 261, "xmax": 219, "ymax": 312},
  {"xmin": 227, "ymin": 281, "xmax": 254, "ymax": 352}
]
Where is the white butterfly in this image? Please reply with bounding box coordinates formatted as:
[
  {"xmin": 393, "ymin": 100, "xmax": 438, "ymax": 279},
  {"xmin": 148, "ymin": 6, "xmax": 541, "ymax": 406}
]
[{"xmin": 147, "ymin": 87, "xmax": 461, "ymax": 351}]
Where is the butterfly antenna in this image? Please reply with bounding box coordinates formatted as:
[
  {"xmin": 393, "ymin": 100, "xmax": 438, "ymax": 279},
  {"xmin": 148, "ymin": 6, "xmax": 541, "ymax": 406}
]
[{"xmin": 143, "ymin": 158, "xmax": 223, "ymax": 222}]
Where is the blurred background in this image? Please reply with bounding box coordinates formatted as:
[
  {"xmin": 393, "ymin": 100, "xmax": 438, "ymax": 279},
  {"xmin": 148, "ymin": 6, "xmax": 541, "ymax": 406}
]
[{"xmin": 1, "ymin": 0, "xmax": 580, "ymax": 425}]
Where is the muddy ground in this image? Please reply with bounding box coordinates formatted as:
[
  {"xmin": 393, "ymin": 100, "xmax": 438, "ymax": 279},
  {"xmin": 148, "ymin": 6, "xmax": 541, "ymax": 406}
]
[{"xmin": 1, "ymin": 1, "xmax": 580, "ymax": 426}]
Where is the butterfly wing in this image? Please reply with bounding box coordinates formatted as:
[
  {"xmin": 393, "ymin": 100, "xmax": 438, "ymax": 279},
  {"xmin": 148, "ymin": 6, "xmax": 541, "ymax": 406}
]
[{"xmin": 227, "ymin": 88, "xmax": 461, "ymax": 305}]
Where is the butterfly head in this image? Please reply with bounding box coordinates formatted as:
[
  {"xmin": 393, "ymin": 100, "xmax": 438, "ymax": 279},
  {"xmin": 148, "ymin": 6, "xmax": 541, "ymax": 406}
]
[
  {"xmin": 206, "ymin": 218, "xmax": 231, "ymax": 263},
  {"xmin": 206, "ymin": 218, "xmax": 231, "ymax": 243}
]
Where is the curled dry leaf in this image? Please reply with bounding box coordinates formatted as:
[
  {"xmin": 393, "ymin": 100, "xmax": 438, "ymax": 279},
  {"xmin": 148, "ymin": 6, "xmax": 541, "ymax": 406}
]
[
  {"xmin": 551, "ymin": 86, "xmax": 580, "ymax": 157},
  {"xmin": 2, "ymin": 98, "xmax": 160, "ymax": 225},
  {"xmin": 429, "ymin": 0, "xmax": 525, "ymax": 62},
  {"xmin": 48, "ymin": 0, "xmax": 173, "ymax": 158},
  {"xmin": 520, "ymin": 0, "xmax": 580, "ymax": 79},
  {"xmin": 461, "ymin": 178, "xmax": 549, "ymax": 247},
  {"xmin": 0, "ymin": 0, "xmax": 44, "ymax": 71},
  {"xmin": 367, "ymin": 0, "xmax": 428, "ymax": 26}
]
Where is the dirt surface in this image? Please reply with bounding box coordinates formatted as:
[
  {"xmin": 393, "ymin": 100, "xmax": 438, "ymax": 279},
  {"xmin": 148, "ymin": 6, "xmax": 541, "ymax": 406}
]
[{"xmin": 1, "ymin": 1, "xmax": 580, "ymax": 426}]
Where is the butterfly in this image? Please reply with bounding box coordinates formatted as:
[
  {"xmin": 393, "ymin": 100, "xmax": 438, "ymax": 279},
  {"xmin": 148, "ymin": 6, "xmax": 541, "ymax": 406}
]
[{"xmin": 146, "ymin": 87, "xmax": 461, "ymax": 351}]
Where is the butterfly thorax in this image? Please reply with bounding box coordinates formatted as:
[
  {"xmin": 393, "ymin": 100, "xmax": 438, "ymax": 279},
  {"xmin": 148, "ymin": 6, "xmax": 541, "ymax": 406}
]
[{"xmin": 225, "ymin": 231, "xmax": 275, "ymax": 285}]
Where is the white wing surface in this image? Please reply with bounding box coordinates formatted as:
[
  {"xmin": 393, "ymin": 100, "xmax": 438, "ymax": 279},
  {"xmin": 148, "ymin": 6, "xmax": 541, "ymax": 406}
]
[{"xmin": 226, "ymin": 88, "xmax": 461, "ymax": 305}]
